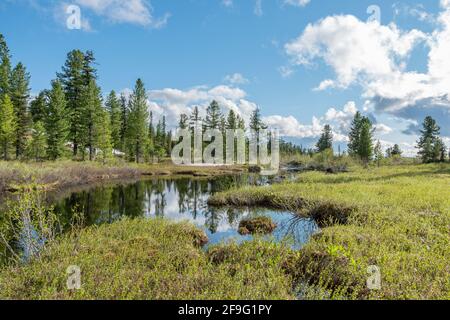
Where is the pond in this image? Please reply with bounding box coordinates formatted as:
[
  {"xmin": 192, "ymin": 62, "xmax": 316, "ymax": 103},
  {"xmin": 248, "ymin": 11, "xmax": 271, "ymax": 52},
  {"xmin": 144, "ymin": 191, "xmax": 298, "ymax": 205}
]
[{"xmin": 50, "ymin": 175, "xmax": 319, "ymax": 248}]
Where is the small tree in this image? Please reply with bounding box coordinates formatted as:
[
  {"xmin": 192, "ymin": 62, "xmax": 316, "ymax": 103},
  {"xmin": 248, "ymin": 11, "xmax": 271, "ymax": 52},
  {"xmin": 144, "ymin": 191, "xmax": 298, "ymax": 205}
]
[
  {"xmin": 316, "ymin": 124, "xmax": 333, "ymax": 152},
  {"xmin": 46, "ymin": 80, "xmax": 69, "ymax": 161},
  {"xmin": 374, "ymin": 140, "xmax": 383, "ymax": 167}
]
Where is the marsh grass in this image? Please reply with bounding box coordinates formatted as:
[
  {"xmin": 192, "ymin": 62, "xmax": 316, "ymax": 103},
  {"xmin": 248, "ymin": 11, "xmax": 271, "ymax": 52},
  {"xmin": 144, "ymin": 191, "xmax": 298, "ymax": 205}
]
[
  {"xmin": 0, "ymin": 218, "xmax": 296, "ymax": 300},
  {"xmin": 209, "ymin": 164, "xmax": 450, "ymax": 299}
]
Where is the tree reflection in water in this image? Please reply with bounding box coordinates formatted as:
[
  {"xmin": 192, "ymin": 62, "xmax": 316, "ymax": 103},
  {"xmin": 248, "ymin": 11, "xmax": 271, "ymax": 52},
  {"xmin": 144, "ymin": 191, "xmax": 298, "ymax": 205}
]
[{"xmin": 52, "ymin": 175, "xmax": 319, "ymax": 247}]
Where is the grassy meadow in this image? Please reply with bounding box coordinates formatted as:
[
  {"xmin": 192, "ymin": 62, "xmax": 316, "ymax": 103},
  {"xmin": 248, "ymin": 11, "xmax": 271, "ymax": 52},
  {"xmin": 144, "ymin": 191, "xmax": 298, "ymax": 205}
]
[
  {"xmin": 0, "ymin": 163, "xmax": 449, "ymax": 300},
  {"xmin": 209, "ymin": 163, "xmax": 450, "ymax": 299}
]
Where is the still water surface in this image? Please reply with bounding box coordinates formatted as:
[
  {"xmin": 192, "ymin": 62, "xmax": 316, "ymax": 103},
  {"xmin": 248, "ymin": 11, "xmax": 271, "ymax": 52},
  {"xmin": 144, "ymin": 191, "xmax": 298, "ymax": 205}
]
[{"xmin": 51, "ymin": 175, "xmax": 319, "ymax": 248}]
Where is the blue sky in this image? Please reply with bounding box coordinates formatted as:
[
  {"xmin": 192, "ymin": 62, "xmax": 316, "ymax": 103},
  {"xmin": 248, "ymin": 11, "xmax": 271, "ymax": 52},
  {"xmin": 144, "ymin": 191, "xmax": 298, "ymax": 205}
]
[{"xmin": 1, "ymin": 0, "xmax": 449, "ymax": 154}]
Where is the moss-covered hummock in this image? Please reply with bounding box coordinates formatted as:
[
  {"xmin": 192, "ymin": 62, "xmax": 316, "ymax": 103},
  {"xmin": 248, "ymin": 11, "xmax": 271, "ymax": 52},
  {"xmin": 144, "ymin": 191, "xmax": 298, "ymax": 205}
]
[{"xmin": 238, "ymin": 216, "xmax": 277, "ymax": 235}]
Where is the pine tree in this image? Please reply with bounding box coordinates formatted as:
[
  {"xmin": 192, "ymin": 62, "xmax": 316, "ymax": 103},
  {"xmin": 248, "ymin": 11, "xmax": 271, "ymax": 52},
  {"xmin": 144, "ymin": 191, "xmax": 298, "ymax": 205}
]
[
  {"xmin": 27, "ymin": 121, "xmax": 47, "ymax": 161},
  {"xmin": 105, "ymin": 90, "xmax": 122, "ymax": 151},
  {"xmin": 0, "ymin": 94, "xmax": 16, "ymax": 160},
  {"xmin": 57, "ymin": 50, "xmax": 94, "ymax": 157},
  {"xmin": 80, "ymin": 79, "xmax": 103, "ymax": 161},
  {"xmin": 417, "ymin": 116, "xmax": 441, "ymax": 163},
  {"xmin": 30, "ymin": 90, "xmax": 49, "ymax": 124},
  {"xmin": 316, "ymin": 124, "xmax": 333, "ymax": 152},
  {"xmin": 226, "ymin": 110, "xmax": 237, "ymax": 130},
  {"xmin": 348, "ymin": 111, "xmax": 363, "ymax": 156},
  {"xmin": 126, "ymin": 79, "xmax": 149, "ymax": 163},
  {"xmin": 46, "ymin": 80, "xmax": 69, "ymax": 160},
  {"xmin": 359, "ymin": 118, "xmax": 374, "ymax": 165},
  {"xmin": 94, "ymin": 107, "xmax": 112, "ymax": 163},
  {"xmin": 190, "ymin": 106, "xmax": 202, "ymax": 129},
  {"xmin": 0, "ymin": 33, "xmax": 11, "ymax": 98},
  {"xmin": 119, "ymin": 94, "xmax": 128, "ymax": 151},
  {"xmin": 249, "ymin": 107, "xmax": 266, "ymax": 132},
  {"xmin": 10, "ymin": 62, "xmax": 31, "ymax": 159},
  {"xmin": 205, "ymin": 100, "xmax": 222, "ymax": 130}
]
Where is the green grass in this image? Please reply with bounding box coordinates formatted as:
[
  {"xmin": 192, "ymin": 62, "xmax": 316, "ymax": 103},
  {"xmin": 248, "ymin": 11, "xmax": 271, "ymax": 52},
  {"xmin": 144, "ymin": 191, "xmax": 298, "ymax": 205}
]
[
  {"xmin": 0, "ymin": 218, "xmax": 296, "ymax": 300},
  {"xmin": 209, "ymin": 164, "xmax": 450, "ymax": 299}
]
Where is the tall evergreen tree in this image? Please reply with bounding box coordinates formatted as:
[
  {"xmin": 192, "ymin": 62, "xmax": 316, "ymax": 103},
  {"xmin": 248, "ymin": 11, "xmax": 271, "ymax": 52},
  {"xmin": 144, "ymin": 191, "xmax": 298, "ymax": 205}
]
[
  {"xmin": 10, "ymin": 62, "xmax": 31, "ymax": 159},
  {"xmin": 205, "ymin": 100, "xmax": 222, "ymax": 130},
  {"xmin": 57, "ymin": 50, "xmax": 95, "ymax": 157},
  {"xmin": 80, "ymin": 79, "xmax": 103, "ymax": 161},
  {"xmin": 249, "ymin": 107, "xmax": 266, "ymax": 132},
  {"xmin": 190, "ymin": 106, "xmax": 202, "ymax": 129},
  {"xmin": 0, "ymin": 34, "xmax": 11, "ymax": 98},
  {"xmin": 0, "ymin": 94, "xmax": 16, "ymax": 160},
  {"xmin": 105, "ymin": 90, "xmax": 122, "ymax": 151},
  {"xmin": 94, "ymin": 107, "xmax": 112, "ymax": 163},
  {"xmin": 347, "ymin": 111, "xmax": 363, "ymax": 156},
  {"xmin": 316, "ymin": 124, "xmax": 333, "ymax": 152},
  {"xmin": 226, "ymin": 110, "xmax": 237, "ymax": 130},
  {"xmin": 30, "ymin": 90, "xmax": 49, "ymax": 124},
  {"xmin": 46, "ymin": 80, "xmax": 69, "ymax": 160},
  {"xmin": 359, "ymin": 118, "xmax": 374, "ymax": 165},
  {"xmin": 126, "ymin": 79, "xmax": 149, "ymax": 163},
  {"xmin": 417, "ymin": 116, "xmax": 441, "ymax": 163},
  {"xmin": 119, "ymin": 93, "xmax": 128, "ymax": 151}
]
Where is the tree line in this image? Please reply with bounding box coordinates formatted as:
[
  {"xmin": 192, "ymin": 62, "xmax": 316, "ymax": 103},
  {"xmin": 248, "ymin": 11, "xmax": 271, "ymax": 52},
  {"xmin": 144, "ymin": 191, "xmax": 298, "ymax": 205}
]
[{"xmin": 313, "ymin": 111, "xmax": 448, "ymax": 164}]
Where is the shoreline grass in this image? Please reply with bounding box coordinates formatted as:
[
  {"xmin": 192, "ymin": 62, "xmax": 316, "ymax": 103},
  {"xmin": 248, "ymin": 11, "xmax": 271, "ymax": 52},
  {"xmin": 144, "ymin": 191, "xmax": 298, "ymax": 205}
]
[
  {"xmin": 0, "ymin": 160, "xmax": 245, "ymax": 196},
  {"xmin": 209, "ymin": 164, "xmax": 450, "ymax": 299}
]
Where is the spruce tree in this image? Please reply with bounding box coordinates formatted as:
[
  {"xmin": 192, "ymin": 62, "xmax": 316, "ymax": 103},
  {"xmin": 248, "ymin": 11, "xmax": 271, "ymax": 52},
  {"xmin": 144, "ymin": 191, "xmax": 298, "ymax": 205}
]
[
  {"xmin": 0, "ymin": 34, "xmax": 11, "ymax": 98},
  {"xmin": 347, "ymin": 111, "xmax": 363, "ymax": 156},
  {"xmin": 105, "ymin": 90, "xmax": 122, "ymax": 151},
  {"xmin": 316, "ymin": 124, "xmax": 333, "ymax": 152},
  {"xmin": 46, "ymin": 80, "xmax": 69, "ymax": 160},
  {"xmin": 119, "ymin": 94, "xmax": 128, "ymax": 151},
  {"xmin": 205, "ymin": 100, "xmax": 222, "ymax": 130},
  {"xmin": 94, "ymin": 107, "xmax": 112, "ymax": 163},
  {"xmin": 80, "ymin": 79, "xmax": 103, "ymax": 161},
  {"xmin": 0, "ymin": 94, "xmax": 16, "ymax": 160},
  {"xmin": 417, "ymin": 116, "xmax": 441, "ymax": 163},
  {"xmin": 58, "ymin": 50, "xmax": 93, "ymax": 157},
  {"xmin": 359, "ymin": 118, "xmax": 374, "ymax": 165},
  {"xmin": 30, "ymin": 90, "xmax": 49, "ymax": 124},
  {"xmin": 126, "ymin": 79, "xmax": 149, "ymax": 163},
  {"xmin": 10, "ymin": 62, "xmax": 31, "ymax": 159},
  {"xmin": 227, "ymin": 110, "xmax": 237, "ymax": 129},
  {"xmin": 249, "ymin": 107, "xmax": 266, "ymax": 132}
]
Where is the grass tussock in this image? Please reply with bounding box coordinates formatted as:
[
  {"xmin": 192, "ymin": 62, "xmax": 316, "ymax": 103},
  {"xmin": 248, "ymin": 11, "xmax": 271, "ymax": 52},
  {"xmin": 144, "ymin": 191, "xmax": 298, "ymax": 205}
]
[
  {"xmin": 0, "ymin": 218, "xmax": 295, "ymax": 300},
  {"xmin": 209, "ymin": 164, "xmax": 450, "ymax": 299},
  {"xmin": 238, "ymin": 216, "xmax": 277, "ymax": 235}
]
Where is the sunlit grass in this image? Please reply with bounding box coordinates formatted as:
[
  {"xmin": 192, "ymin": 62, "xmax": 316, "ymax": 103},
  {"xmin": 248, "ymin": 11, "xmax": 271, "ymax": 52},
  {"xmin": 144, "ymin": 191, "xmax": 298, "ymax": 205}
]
[{"xmin": 209, "ymin": 164, "xmax": 450, "ymax": 299}]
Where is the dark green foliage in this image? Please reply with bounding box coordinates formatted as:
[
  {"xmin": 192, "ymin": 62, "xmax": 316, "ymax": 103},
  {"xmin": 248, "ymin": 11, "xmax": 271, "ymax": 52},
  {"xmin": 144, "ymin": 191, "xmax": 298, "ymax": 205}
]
[
  {"xmin": 316, "ymin": 124, "xmax": 333, "ymax": 152},
  {"xmin": 416, "ymin": 116, "xmax": 443, "ymax": 163},
  {"xmin": 10, "ymin": 62, "xmax": 31, "ymax": 159},
  {"xmin": 105, "ymin": 91, "xmax": 122, "ymax": 151},
  {"xmin": 30, "ymin": 90, "xmax": 49, "ymax": 124},
  {"xmin": 46, "ymin": 80, "xmax": 69, "ymax": 160},
  {"xmin": 125, "ymin": 79, "xmax": 149, "ymax": 163},
  {"xmin": 205, "ymin": 100, "xmax": 222, "ymax": 130}
]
